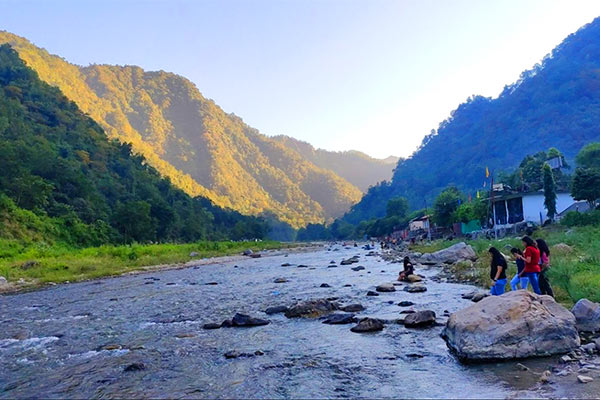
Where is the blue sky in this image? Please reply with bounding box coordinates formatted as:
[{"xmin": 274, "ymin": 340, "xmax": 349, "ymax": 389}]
[{"xmin": 2, "ymin": 0, "xmax": 600, "ymax": 158}]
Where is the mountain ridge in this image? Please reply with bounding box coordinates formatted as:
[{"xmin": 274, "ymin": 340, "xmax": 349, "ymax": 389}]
[
  {"xmin": 344, "ymin": 16, "xmax": 600, "ymax": 223},
  {"xmin": 0, "ymin": 31, "xmax": 380, "ymax": 228}
]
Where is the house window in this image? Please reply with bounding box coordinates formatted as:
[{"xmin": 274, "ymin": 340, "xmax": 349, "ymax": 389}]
[
  {"xmin": 494, "ymin": 201, "xmax": 507, "ymax": 225},
  {"xmin": 507, "ymin": 198, "xmax": 524, "ymax": 223}
]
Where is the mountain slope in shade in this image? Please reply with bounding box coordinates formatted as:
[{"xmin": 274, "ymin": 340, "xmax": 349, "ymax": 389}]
[
  {"xmin": 272, "ymin": 135, "xmax": 399, "ymax": 192},
  {"xmin": 344, "ymin": 16, "xmax": 600, "ymax": 223},
  {"xmin": 0, "ymin": 31, "xmax": 363, "ymax": 228}
]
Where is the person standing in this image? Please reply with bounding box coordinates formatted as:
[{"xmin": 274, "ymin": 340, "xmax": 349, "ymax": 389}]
[
  {"xmin": 536, "ymin": 239, "xmax": 555, "ymax": 297},
  {"xmin": 509, "ymin": 248, "xmax": 529, "ymax": 290},
  {"xmin": 516, "ymin": 236, "xmax": 541, "ymax": 295},
  {"xmin": 488, "ymin": 247, "xmax": 508, "ymax": 295}
]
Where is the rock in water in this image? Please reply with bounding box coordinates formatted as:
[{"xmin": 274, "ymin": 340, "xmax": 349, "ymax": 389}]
[
  {"xmin": 571, "ymin": 299, "xmax": 600, "ymax": 332},
  {"xmin": 123, "ymin": 362, "xmax": 146, "ymax": 372},
  {"xmin": 403, "ymin": 285, "xmax": 427, "ymax": 293},
  {"xmin": 231, "ymin": 313, "xmax": 270, "ymax": 327},
  {"xmin": 471, "ymin": 293, "xmax": 489, "ymax": 303},
  {"xmin": 366, "ymin": 291, "xmax": 379, "ymax": 297},
  {"xmin": 578, "ymin": 375, "xmax": 593, "ymax": 383},
  {"xmin": 418, "ymin": 242, "xmax": 477, "ymax": 265},
  {"xmin": 202, "ymin": 323, "xmax": 222, "ymax": 330},
  {"xmin": 285, "ymin": 299, "xmax": 339, "ymax": 318},
  {"xmin": 341, "ymin": 304, "xmax": 365, "ymax": 312},
  {"xmin": 274, "ymin": 278, "xmax": 288, "ymax": 283},
  {"xmin": 351, "ymin": 318, "xmax": 384, "ymax": 333},
  {"xmin": 242, "ymin": 249, "xmax": 253, "ymax": 256},
  {"xmin": 376, "ymin": 283, "xmax": 396, "ymax": 292},
  {"xmin": 403, "ymin": 310, "xmax": 436, "ymax": 327},
  {"xmin": 442, "ymin": 291, "xmax": 580, "ymax": 361},
  {"xmin": 398, "ymin": 301, "xmax": 414, "ymax": 307},
  {"xmin": 320, "ymin": 283, "xmax": 332, "ymax": 288},
  {"xmin": 351, "ymin": 266, "xmax": 365, "ymax": 271},
  {"xmin": 322, "ymin": 314, "xmax": 357, "ymax": 325},
  {"xmin": 281, "ymin": 263, "xmax": 292, "ymax": 267},
  {"xmin": 265, "ymin": 306, "xmax": 288, "ymax": 315},
  {"xmin": 407, "ymin": 274, "xmax": 422, "ymax": 283}
]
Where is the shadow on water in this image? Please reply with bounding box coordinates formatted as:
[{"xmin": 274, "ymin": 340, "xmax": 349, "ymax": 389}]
[{"xmin": 0, "ymin": 244, "xmax": 559, "ymax": 398}]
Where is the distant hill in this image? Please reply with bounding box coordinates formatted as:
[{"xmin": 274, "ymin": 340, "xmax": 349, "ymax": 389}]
[
  {"xmin": 272, "ymin": 135, "xmax": 398, "ymax": 191},
  {"xmin": 0, "ymin": 32, "xmax": 367, "ymax": 228},
  {"xmin": 0, "ymin": 44, "xmax": 268, "ymax": 245},
  {"xmin": 344, "ymin": 16, "xmax": 600, "ymax": 224}
]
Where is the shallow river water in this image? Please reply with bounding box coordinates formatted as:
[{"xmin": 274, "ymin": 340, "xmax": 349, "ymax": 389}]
[{"xmin": 0, "ymin": 244, "xmax": 563, "ymax": 398}]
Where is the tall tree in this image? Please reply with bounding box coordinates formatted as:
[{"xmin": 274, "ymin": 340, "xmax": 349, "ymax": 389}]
[
  {"xmin": 433, "ymin": 187, "xmax": 463, "ymax": 227},
  {"xmin": 543, "ymin": 163, "xmax": 557, "ymax": 220},
  {"xmin": 571, "ymin": 168, "xmax": 600, "ymax": 209}
]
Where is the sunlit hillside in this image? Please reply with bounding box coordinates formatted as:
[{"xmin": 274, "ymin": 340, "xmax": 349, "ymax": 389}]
[{"xmin": 0, "ymin": 31, "xmax": 365, "ymax": 228}]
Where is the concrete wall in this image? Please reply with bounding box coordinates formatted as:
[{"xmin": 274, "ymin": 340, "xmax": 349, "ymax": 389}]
[{"xmin": 522, "ymin": 193, "xmax": 574, "ymax": 223}]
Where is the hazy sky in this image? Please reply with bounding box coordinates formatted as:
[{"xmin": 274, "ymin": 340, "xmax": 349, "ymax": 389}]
[{"xmin": 3, "ymin": 0, "xmax": 600, "ymax": 158}]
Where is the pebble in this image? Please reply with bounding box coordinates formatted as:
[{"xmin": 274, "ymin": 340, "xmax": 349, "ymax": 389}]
[{"xmin": 577, "ymin": 375, "xmax": 593, "ymax": 383}]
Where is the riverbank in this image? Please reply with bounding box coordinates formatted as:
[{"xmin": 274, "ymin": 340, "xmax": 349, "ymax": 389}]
[
  {"xmin": 0, "ymin": 240, "xmax": 311, "ymax": 294},
  {"xmin": 405, "ymin": 225, "xmax": 600, "ymax": 306}
]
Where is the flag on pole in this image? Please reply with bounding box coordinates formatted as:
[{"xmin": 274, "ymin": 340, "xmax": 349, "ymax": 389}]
[{"xmin": 486, "ymin": 166, "xmax": 490, "ymax": 178}]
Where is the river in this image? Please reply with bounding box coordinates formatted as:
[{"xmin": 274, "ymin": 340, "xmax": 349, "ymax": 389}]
[{"xmin": 0, "ymin": 244, "xmax": 563, "ymax": 398}]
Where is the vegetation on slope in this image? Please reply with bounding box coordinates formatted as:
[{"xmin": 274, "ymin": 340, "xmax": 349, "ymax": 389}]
[
  {"xmin": 0, "ymin": 31, "xmax": 363, "ymax": 227},
  {"xmin": 345, "ymin": 16, "xmax": 600, "ymax": 222},
  {"xmin": 0, "ymin": 44, "xmax": 269, "ymax": 246}
]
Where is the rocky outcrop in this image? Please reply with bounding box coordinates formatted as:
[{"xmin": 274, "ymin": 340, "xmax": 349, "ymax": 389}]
[
  {"xmin": 571, "ymin": 299, "xmax": 600, "ymax": 332},
  {"xmin": 284, "ymin": 299, "xmax": 339, "ymax": 318},
  {"xmin": 419, "ymin": 242, "xmax": 477, "ymax": 265},
  {"xmin": 442, "ymin": 291, "xmax": 580, "ymax": 361}
]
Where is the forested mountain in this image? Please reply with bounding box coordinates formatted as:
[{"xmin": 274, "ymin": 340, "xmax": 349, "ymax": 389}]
[
  {"xmin": 0, "ymin": 32, "xmax": 364, "ymax": 228},
  {"xmin": 272, "ymin": 135, "xmax": 398, "ymax": 191},
  {"xmin": 344, "ymin": 16, "xmax": 600, "ymax": 224},
  {"xmin": 0, "ymin": 44, "xmax": 268, "ymax": 245}
]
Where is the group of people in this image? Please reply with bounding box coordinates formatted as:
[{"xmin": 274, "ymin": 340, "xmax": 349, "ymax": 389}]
[{"xmin": 488, "ymin": 236, "xmax": 554, "ymax": 297}]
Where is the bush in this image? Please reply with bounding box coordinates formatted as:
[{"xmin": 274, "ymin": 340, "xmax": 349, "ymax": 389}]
[{"xmin": 561, "ymin": 210, "xmax": 600, "ymax": 227}]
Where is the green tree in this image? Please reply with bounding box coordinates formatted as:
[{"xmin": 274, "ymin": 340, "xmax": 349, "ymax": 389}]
[
  {"xmin": 543, "ymin": 163, "xmax": 557, "ymax": 220},
  {"xmin": 571, "ymin": 168, "xmax": 600, "ymax": 209},
  {"xmin": 112, "ymin": 201, "xmax": 156, "ymax": 243},
  {"xmin": 386, "ymin": 196, "xmax": 409, "ymax": 218},
  {"xmin": 454, "ymin": 199, "xmax": 488, "ymax": 224},
  {"xmin": 575, "ymin": 142, "xmax": 600, "ymax": 169},
  {"xmin": 433, "ymin": 187, "xmax": 463, "ymax": 227}
]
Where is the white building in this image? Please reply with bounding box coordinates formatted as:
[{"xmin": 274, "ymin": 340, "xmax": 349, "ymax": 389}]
[{"xmin": 491, "ymin": 190, "xmax": 575, "ymax": 226}]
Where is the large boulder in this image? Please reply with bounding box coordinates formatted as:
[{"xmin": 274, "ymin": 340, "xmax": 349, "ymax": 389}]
[
  {"xmin": 442, "ymin": 291, "xmax": 580, "ymax": 361},
  {"xmin": 285, "ymin": 299, "xmax": 339, "ymax": 318},
  {"xmin": 419, "ymin": 242, "xmax": 477, "ymax": 265},
  {"xmin": 571, "ymin": 299, "xmax": 600, "ymax": 333}
]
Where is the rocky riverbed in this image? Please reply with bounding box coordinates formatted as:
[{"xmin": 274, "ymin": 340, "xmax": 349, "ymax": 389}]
[{"xmin": 1, "ymin": 244, "xmax": 598, "ymax": 398}]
